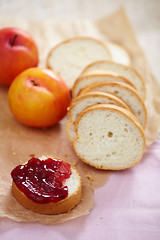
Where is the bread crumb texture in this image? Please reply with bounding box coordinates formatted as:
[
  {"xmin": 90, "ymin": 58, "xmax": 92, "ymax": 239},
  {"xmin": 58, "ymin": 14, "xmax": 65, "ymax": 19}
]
[
  {"xmin": 74, "ymin": 107, "xmax": 145, "ymax": 170},
  {"xmin": 48, "ymin": 38, "xmax": 110, "ymax": 88}
]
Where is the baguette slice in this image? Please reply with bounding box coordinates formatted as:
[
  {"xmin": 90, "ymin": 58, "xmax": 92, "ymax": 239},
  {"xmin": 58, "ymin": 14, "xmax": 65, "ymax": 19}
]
[
  {"xmin": 47, "ymin": 37, "xmax": 111, "ymax": 89},
  {"xmin": 66, "ymin": 91, "xmax": 131, "ymax": 143},
  {"xmin": 11, "ymin": 156, "xmax": 82, "ymax": 215},
  {"xmin": 105, "ymin": 42, "xmax": 131, "ymax": 66},
  {"xmin": 81, "ymin": 82, "xmax": 147, "ymax": 128},
  {"xmin": 81, "ymin": 60, "xmax": 146, "ymax": 99},
  {"xmin": 72, "ymin": 73, "xmax": 135, "ymax": 98},
  {"xmin": 73, "ymin": 104, "xmax": 145, "ymax": 170}
]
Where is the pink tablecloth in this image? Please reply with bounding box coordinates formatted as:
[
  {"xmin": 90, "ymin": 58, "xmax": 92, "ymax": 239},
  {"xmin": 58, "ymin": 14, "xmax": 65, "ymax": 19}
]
[{"xmin": 0, "ymin": 136, "xmax": 160, "ymax": 240}]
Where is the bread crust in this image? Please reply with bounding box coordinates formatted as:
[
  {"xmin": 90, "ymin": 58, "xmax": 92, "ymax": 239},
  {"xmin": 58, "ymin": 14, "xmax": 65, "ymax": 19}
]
[
  {"xmin": 12, "ymin": 160, "xmax": 82, "ymax": 215},
  {"xmin": 46, "ymin": 37, "xmax": 112, "ymax": 70},
  {"xmin": 66, "ymin": 120, "xmax": 76, "ymax": 144},
  {"xmin": 73, "ymin": 104, "xmax": 146, "ymax": 170},
  {"xmin": 81, "ymin": 81, "xmax": 147, "ymax": 128},
  {"xmin": 80, "ymin": 60, "xmax": 146, "ymax": 99},
  {"xmin": 66, "ymin": 91, "xmax": 132, "ymax": 144},
  {"xmin": 68, "ymin": 91, "xmax": 131, "ymax": 120},
  {"xmin": 72, "ymin": 73, "xmax": 136, "ymax": 98}
]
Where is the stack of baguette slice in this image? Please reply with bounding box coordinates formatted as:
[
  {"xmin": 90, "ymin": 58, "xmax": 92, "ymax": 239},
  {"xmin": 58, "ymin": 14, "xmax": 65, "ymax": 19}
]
[
  {"xmin": 66, "ymin": 91, "xmax": 131, "ymax": 144},
  {"xmin": 47, "ymin": 37, "xmax": 146, "ymax": 170},
  {"xmin": 47, "ymin": 37, "xmax": 111, "ymax": 89},
  {"xmin": 80, "ymin": 61, "xmax": 146, "ymax": 99},
  {"xmin": 80, "ymin": 82, "xmax": 147, "ymax": 128},
  {"xmin": 47, "ymin": 37, "xmax": 131, "ymax": 89}
]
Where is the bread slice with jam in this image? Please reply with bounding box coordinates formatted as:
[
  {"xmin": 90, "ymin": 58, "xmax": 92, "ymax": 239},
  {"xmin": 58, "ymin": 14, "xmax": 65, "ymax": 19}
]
[{"xmin": 11, "ymin": 156, "xmax": 82, "ymax": 215}]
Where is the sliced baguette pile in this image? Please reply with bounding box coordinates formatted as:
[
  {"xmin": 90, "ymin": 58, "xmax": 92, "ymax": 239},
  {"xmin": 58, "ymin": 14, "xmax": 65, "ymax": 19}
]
[
  {"xmin": 47, "ymin": 37, "xmax": 111, "ymax": 89},
  {"xmin": 72, "ymin": 72, "xmax": 136, "ymax": 98},
  {"xmin": 47, "ymin": 37, "xmax": 131, "ymax": 89},
  {"xmin": 81, "ymin": 82, "xmax": 147, "ymax": 128},
  {"xmin": 47, "ymin": 36, "xmax": 147, "ymax": 170},
  {"xmin": 66, "ymin": 91, "xmax": 131, "ymax": 144},
  {"xmin": 80, "ymin": 60, "xmax": 146, "ymax": 99}
]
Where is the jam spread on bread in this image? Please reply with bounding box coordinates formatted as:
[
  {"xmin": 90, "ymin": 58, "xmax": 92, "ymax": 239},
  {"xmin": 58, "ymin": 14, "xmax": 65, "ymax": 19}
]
[{"xmin": 11, "ymin": 157, "xmax": 71, "ymax": 203}]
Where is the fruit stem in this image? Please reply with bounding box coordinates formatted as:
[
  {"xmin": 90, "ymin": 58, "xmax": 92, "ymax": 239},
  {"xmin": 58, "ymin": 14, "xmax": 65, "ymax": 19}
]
[
  {"xmin": 31, "ymin": 79, "xmax": 38, "ymax": 86},
  {"xmin": 11, "ymin": 34, "xmax": 18, "ymax": 46}
]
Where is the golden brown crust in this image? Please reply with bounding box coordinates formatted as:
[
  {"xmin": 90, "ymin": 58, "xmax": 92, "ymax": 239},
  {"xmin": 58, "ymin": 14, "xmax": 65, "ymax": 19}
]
[
  {"xmin": 72, "ymin": 73, "xmax": 136, "ymax": 98},
  {"xmin": 12, "ymin": 163, "xmax": 82, "ymax": 215},
  {"xmin": 46, "ymin": 37, "xmax": 112, "ymax": 70},
  {"xmin": 73, "ymin": 103, "xmax": 146, "ymax": 170},
  {"xmin": 80, "ymin": 60, "xmax": 146, "ymax": 99},
  {"xmin": 65, "ymin": 120, "xmax": 76, "ymax": 145},
  {"xmin": 81, "ymin": 81, "xmax": 147, "ymax": 128}
]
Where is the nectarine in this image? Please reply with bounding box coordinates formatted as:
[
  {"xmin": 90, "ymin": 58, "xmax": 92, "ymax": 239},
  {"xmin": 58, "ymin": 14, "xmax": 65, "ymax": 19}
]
[
  {"xmin": 8, "ymin": 68, "xmax": 71, "ymax": 127},
  {"xmin": 0, "ymin": 27, "xmax": 39, "ymax": 86}
]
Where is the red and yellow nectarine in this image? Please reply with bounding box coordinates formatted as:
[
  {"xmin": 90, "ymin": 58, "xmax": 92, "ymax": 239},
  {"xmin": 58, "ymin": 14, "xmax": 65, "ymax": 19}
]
[{"xmin": 8, "ymin": 68, "xmax": 71, "ymax": 127}]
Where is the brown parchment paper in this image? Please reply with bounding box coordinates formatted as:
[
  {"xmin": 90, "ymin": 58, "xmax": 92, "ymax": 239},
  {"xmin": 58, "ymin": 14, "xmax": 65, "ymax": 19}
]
[{"xmin": 0, "ymin": 7, "xmax": 160, "ymax": 225}]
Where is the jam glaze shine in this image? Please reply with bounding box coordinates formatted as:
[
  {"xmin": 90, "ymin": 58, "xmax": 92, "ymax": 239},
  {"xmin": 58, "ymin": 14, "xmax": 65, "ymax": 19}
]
[{"xmin": 11, "ymin": 157, "xmax": 72, "ymax": 204}]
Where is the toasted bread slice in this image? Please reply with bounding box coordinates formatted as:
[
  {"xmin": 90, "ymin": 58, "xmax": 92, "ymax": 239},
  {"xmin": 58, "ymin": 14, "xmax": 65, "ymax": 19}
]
[
  {"xmin": 11, "ymin": 156, "xmax": 82, "ymax": 215},
  {"xmin": 81, "ymin": 82, "xmax": 147, "ymax": 128},
  {"xmin": 66, "ymin": 91, "xmax": 131, "ymax": 143},
  {"xmin": 73, "ymin": 104, "xmax": 145, "ymax": 170},
  {"xmin": 47, "ymin": 37, "xmax": 111, "ymax": 89},
  {"xmin": 81, "ymin": 60, "xmax": 146, "ymax": 99}
]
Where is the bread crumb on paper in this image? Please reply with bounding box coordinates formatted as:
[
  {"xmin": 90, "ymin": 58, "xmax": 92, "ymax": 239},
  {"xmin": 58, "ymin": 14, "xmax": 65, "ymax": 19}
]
[{"xmin": 12, "ymin": 151, "xmax": 16, "ymax": 156}]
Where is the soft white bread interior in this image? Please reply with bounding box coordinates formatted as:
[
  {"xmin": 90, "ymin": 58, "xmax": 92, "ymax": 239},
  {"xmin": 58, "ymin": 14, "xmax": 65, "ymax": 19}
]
[
  {"xmin": 105, "ymin": 42, "xmax": 131, "ymax": 66},
  {"xmin": 81, "ymin": 82, "xmax": 147, "ymax": 128},
  {"xmin": 73, "ymin": 104, "xmax": 145, "ymax": 170},
  {"xmin": 81, "ymin": 60, "xmax": 146, "ymax": 99},
  {"xmin": 69, "ymin": 91, "xmax": 131, "ymax": 122},
  {"xmin": 66, "ymin": 91, "xmax": 131, "ymax": 143},
  {"xmin": 47, "ymin": 37, "xmax": 111, "ymax": 89},
  {"xmin": 12, "ymin": 156, "xmax": 82, "ymax": 215},
  {"xmin": 72, "ymin": 73, "xmax": 135, "ymax": 98}
]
